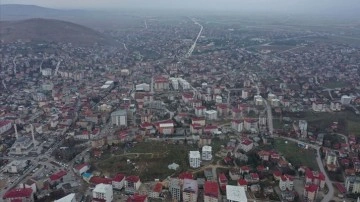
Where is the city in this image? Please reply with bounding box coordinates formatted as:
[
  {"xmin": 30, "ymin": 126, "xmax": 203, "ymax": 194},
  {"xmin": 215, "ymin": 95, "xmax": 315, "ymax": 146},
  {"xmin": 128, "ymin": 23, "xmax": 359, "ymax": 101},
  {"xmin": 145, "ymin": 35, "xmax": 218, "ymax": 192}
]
[{"xmin": 0, "ymin": 1, "xmax": 360, "ymax": 202}]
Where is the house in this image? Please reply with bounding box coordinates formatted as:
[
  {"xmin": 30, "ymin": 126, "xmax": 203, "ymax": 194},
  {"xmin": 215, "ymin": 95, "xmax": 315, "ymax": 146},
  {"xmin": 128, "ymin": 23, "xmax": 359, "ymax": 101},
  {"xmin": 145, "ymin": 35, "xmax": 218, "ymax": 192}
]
[
  {"xmin": 126, "ymin": 194, "xmax": 148, "ymax": 202},
  {"xmin": 190, "ymin": 124, "xmax": 203, "ymax": 135},
  {"xmin": 303, "ymin": 184, "xmax": 318, "ymax": 202},
  {"xmin": 49, "ymin": 170, "xmax": 68, "ymax": 185},
  {"xmin": 3, "ymin": 188, "xmax": 33, "ymax": 202},
  {"xmin": 312, "ymin": 102, "xmax": 325, "ymax": 112},
  {"xmin": 305, "ymin": 168, "xmax": 326, "ymax": 189},
  {"xmin": 73, "ymin": 163, "xmax": 90, "ymax": 175},
  {"xmin": 279, "ymin": 175, "xmax": 294, "ymax": 191},
  {"xmin": 92, "ymin": 183, "xmax": 113, "ymax": 202},
  {"xmin": 203, "ymin": 125, "xmax": 218, "ymax": 134},
  {"xmin": 155, "ymin": 120, "xmax": 175, "ymax": 135},
  {"xmin": 195, "ymin": 106, "xmax": 206, "ymax": 117},
  {"xmin": 240, "ymin": 166, "xmax": 250, "ymax": 174},
  {"xmin": 240, "ymin": 139, "xmax": 253, "ymax": 152},
  {"xmin": 226, "ymin": 185, "xmax": 247, "ymax": 202},
  {"xmin": 125, "ymin": 176, "xmax": 141, "ymax": 194},
  {"xmin": 149, "ymin": 182, "xmax": 163, "ymax": 198},
  {"xmin": 182, "ymin": 179, "xmax": 198, "ymax": 202},
  {"xmin": 192, "ymin": 117, "xmax": 206, "ymax": 126},
  {"xmin": 231, "ymin": 120, "xmax": 243, "ymax": 132},
  {"xmin": 89, "ymin": 176, "xmax": 113, "ymax": 185},
  {"xmin": 330, "ymin": 101, "xmax": 342, "ymax": 111},
  {"xmin": 189, "ymin": 151, "xmax": 201, "ymax": 168},
  {"xmin": 218, "ymin": 173, "xmax": 228, "ymax": 192},
  {"xmin": 182, "ymin": 92, "xmax": 194, "ymax": 103},
  {"xmin": 202, "ymin": 145, "xmax": 212, "ymax": 161},
  {"xmin": 204, "ymin": 181, "xmax": 219, "ymax": 202},
  {"xmin": 258, "ymin": 150, "xmax": 270, "ymax": 161},
  {"xmin": 229, "ymin": 168, "xmax": 241, "ymax": 180}
]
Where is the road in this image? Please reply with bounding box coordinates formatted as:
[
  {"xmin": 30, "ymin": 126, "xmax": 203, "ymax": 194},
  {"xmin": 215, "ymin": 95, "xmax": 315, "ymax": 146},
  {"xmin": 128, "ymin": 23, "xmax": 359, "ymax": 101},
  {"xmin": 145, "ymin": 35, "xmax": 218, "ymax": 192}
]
[
  {"xmin": 185, "ymin": 18, "xmax": 203, "ymax": 58},
  {"xmin": 279, "ymin": 137, "xmax": 334, "ymax": 202}
]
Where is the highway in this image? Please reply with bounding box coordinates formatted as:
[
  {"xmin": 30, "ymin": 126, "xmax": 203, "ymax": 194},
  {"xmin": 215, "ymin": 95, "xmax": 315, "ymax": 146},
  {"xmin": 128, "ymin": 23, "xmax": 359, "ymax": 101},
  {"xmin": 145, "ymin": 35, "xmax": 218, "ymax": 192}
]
[{"xmin": 185, "ymin": 18, "xmax": 203, "ymax": 58}]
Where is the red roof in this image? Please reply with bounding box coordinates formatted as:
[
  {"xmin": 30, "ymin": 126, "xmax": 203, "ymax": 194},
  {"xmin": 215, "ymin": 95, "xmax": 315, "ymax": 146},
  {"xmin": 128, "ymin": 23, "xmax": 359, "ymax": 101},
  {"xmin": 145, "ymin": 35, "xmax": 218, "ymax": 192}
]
[
  {"xmin": 241, "ymin": 139, "xmax": 253, "ymax": 146},
  {"xmin": 250, "ymin": 173, "xmax": 259, "ymax": 180},
  {"xmin": 335, "ymin": 183, "xmax": 347, "ymax": 194},
  {"xmin": 305, "ymin": 184, "xmax": 318, "ymax": 193},
  {"xmin": 49, "ymin": 170, "xmax": 67, "ymax": 181},
  {"xmin": 273, "ymin": 170, "xmax": 282, "ymax": 177},
  {"xmin": 153, "ymin": 182, "xmax": 163, "ymax": 193},
  {"xmin": 218, "ymin": 173, "xmax": 228, "ymax": 184},
  {"xmin": 179, "ymin": 172, "xmax": 193, "ymax": 180},
  {"xmin": 3, "ymin": 188, "xmax": 33, "ymax": 199},
  {"xmin": 238, "ymin": 179, "xmax": 248, "ymax": 186},
  {"xmin": 204, "ymin": 181, "xmax": 219, "ymax": 198},
  {"xmin": 113, "ymin": 174, "xmax": 125, "ymax": 182},
  {"xmin": 126, "ymin": 175, "xmax": 140, "ymax": 183},
  {"xmin": 0, "ymin": 120, "xmax": 11, "ymax": 127},
  {"xmin": 126, "ymin": 194, "xmax": 148, "ymax": 202},
  {"xmin": 74, "ymin": 163, "xmax": 88, "ymax": 171},
  {"xmin": 241, "ymin": 166, "xmax": 250, "ymax": 171},
  {"xmin": 89, "ymin": 176, "xmax": 112, "ymax": 185}
]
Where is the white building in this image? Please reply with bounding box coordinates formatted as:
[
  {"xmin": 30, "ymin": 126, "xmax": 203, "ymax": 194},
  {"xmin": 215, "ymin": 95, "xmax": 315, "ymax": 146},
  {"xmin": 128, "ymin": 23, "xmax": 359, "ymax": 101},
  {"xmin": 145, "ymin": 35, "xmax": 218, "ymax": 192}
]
[
  {"xmin": 112, "ymin": 174, "xmax": 125, "ymax": 190},
  {"xmin": 111, "ymin": 110, "xmax": 127, "ymax": 127},
  {"xmin": 215, "ymin": 95, "xmax": 222, "ymax": 103},
  {"xmin": 183, "ymin": 179, "xmax": 198, "ymax": 202},
  {"xmin": 41, "ymin": 68, "xmax": 52, "ymax": 76},
  {"xmin": 299, "ymin": 120, "xmax": 307, "ymax": 133},
  {"xmin": 136, "ymin": 83, "xmax": 150, "ymax": 91},
  {"xmin": 231, "ymin": 120, "xmax": 244, "ymax": 132},
  {"xmin": 0, "ymin": 120, "xmax": 12, "ymax": 135},
  {"xmin": 179, "ymin": 78, "xmax": 190, "ymax": 90},
  {"xmin": 5, "ymin": 160, "xmax": 28, "ymax": 174},
  {"xmin": 341, "ymin": 95, "xmax": 352, "ymax": 105},
  {"xmin": 201, "ymin": 146, "xmax": 212, "ymax": 161},
  {"xmin": 240, "ymin": 139, "xmax": 254, "ymax": 153},
  {"xmin": 345, "ymin": 176, "xmax": 360, "ymax": 194},
  {"xmin": 93, "ymin": 183, "xmax": 113, "ymax": 202},
  {"xmin": 279, "ymin": 175, "xmax": 294, "ymax": 191},
  {"xmin": 54, "ymin": 193, "xmax": 76, "ymax": 202},
  {"xmin": 189, "ymin": 151, "xmax": 201, "ymax": 168},
  {"xmin": 226, "ymin": 185, "xmax": 247, "ymax": 202},
  {"xmin": 170, "ymin": 178, "xmax": 182, "ymax": 201},
  {"xmin": 205, "ymin": 110, "xmax": 217, "ymax": 120}
]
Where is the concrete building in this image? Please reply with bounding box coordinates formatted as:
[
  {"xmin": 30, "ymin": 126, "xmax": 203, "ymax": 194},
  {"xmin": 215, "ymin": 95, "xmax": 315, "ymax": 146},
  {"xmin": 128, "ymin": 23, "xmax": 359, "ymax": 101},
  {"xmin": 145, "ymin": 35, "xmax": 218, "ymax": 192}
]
[
  {"xmin": 54, "ymin": 193, "xmax": 76, "ymax": 202},
  {"xmin": 345, "ymin": 176, "xmax": 360, "ymax": 194},
  {"xmin": 5, "ymin": 160, "xmax": 28, "ymax": 174},
  {"xmin": 136, "ymin": 83, "xmax": 150, "ymax": 91},
  {"xmin": 111, "ymin": 110, "xmax": 127, "ymax": 127},
  {"xmin": 169, "ymin": 178, "xmax": 182, "ymax": 202},
  {"xmin": 279, "ymin": 175, "xmax": 294, "ymax": 191},
  {"xmin": 204, "ymin": 181, "xmax": 219, "ymax": 202},
  {"xmin": 3, "ymin": 188, "xmax": 34, "ymax": 202},
  {"xmin": 189, "ymin": 151, "xmax": 201, "ymax": 168},
  {"xmin": 112, "ymin": 174, "xmax": 125, "ymax": 190},
  {"xmin": 182, "ymin": 179, "xmax": 198, "ymax": 202},
  {"xmin": 204, "ymin": 110, "xmax": 217, "ymax": 120},
  {"xmin": 303, "ymin": 184, "xmax": 318, "ymax": 202},
  {"xmin": 201, "ymin": 146, "xmax": 212, "ymax": 161},
  {"xmin": 0, "ymin": 120, "xmax": 12, "ymax": 135},
  {"xmin": 231, "ymin": 120, "xmax": 244, "ymax": 132},
  {"xmin": 341, "ymin": 95, "xmax": 352, "ymax": 105},
  {"xmin": 125, "ymin": 176, "xmax": 141, "ymax": 194},
  {"xmin": 299, "ymin": 120, "xmax": 308, "ymax": 136},
  {"xmin": 93, "ymin": 183, "xmax": 113, "ymax": 202},
  {"xmin": 226, "ymin": 185, "xmax": 247, "ymax": 202}
]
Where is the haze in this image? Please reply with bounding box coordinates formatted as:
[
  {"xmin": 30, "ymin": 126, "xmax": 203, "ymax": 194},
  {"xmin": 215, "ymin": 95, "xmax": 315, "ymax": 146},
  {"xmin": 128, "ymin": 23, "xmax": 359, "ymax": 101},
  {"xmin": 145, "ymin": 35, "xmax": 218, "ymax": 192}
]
[{"xmin": 2, "ymin": 0, "xmax": 360, "ymax": 17}]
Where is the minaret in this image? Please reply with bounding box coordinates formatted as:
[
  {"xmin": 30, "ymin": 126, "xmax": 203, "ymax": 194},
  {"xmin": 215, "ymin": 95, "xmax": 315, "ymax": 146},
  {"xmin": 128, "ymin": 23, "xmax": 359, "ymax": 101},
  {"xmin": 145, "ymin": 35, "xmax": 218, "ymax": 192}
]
[
  {"xmin": 14, "ymin": 124, "xmax": 19, "ymax": 139},
  {"xmin": 30, "ymin": 124, "xmax": 36, "ymax": 146}
]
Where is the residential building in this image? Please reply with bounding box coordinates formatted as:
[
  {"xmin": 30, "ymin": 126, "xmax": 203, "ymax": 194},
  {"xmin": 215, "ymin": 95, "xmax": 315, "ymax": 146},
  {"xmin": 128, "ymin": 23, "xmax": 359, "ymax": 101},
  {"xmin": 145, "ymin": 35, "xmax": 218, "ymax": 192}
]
[
  {"xmin": 126, "ymin": 194, "xmax": 148, "ymax": 202},
  {"xmin": 204, "ymin": 181, "xmax": 219, "ymax": 202},
  {"xmin": 125, "ymin": 176, "xmax": 141, "ymax": 194},
  {"xmin": 305, "ymin": 168, "xmax": 325, "ymax": 189},
  {"xmin": 5, "ymin": 160, "xmax": 28, "ymax": 174},
  {"xmin": 279, "ymin": 175, "xmax": 294, "ymax": 191},
  {"xmin": 237, "ymin": 179, "xmax": 248, "ymax": 191},
  {"xmin": 204, "ymin": 110, "xmax": 217, "ymax": 120},
  {"xmin": 92, "ymin": 183, "xmax": 113, "ymax": 202},
  {"xmin": 341, "ymin": 95, "xmax": 351, "ymax": 105},
  {"xmin": 243, "ymin": 118, "xmax": 258, "ymax": 132},
  {"xmin": 73, "ymin": 163, "xmax": 90, "ymax": 175},
  {"xmin": 202, "ymin": 145, "xmax": 212, "ymax": 161},
  {"xmin": 54, "ymin": 193, "xmax": 76, "ymax": 202},
  {"xmin": 218, "ymin": 173, "xmax": 228, "ymax": 192},
  {"xmin": 169, "ymin": 178, "xmax": 182, "ymax": 202},
  {"xmin": 111, "ymin": 110, "xmax": 127, "ymax": 127},
  {"xmin": 231, "ymin": 120, "xmax": 243, "ymax": 132},
  {"xmin": 150, "ymin": 182, "xmax": 163, "ymax": 199},
  {"xmin": 345, "ymin": 176, "xmax": 360, "ymax": 194},
  {"xmin": 0, "ymin": 120, "xmax": 12, "ymax": 135},
  {"xmin": 240, "ymin": 139, "xmax": 253, "ymax": 152},
  {"xmin": 155, "ymin": 120, "xmax": 175, "ymax": 135},
  {"xmin": 303, "ymin": 184, "xmax": 318, "ymax": 202},
  {"xmin": 182, "ymin": 179, "xmax": 198, "ymax": 202},
  {"xmin": 189, "ymin": 151, "xmax": 201, "ymax": 168},
  {"xmin": 112, "ymin": 173, "xmax": 125, "ymax": 190},
  {"xmin": 3, "ymin": 188, "xmax": 34, "ymax": 202},
  {"xmin": 226, "ymin": 185, "xmax": 247, "ymax": 202},
  {"xmin": 299, "ymin": 120, "xmax": 308, "ymax": 136}
]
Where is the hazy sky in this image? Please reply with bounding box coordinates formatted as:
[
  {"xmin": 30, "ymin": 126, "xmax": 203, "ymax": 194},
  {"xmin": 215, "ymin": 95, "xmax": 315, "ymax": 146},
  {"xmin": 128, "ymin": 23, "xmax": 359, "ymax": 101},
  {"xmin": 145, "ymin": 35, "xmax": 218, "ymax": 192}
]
[{"xmin": 2, "ymin": 0, "xmax": 360, "ymax": 15}]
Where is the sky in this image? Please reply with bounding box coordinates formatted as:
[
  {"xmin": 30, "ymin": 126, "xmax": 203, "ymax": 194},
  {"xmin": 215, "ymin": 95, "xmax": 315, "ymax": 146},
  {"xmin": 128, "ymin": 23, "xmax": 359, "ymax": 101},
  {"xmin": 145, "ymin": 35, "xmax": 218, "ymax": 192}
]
[{"xmin": 2, "ymin": 0, "xmax": 360, "ymax": 15}]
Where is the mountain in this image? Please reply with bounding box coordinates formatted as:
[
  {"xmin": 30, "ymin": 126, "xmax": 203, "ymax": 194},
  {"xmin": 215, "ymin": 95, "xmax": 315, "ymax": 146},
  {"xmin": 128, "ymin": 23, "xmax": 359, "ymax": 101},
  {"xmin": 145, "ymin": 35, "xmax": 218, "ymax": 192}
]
[
  {"xmin": 0, "ymin": 18, "xmax": 116, "ymax": 46},
  {"xmin": 0, "ymin": 4, "xmax": 67, "ymax": 20}
]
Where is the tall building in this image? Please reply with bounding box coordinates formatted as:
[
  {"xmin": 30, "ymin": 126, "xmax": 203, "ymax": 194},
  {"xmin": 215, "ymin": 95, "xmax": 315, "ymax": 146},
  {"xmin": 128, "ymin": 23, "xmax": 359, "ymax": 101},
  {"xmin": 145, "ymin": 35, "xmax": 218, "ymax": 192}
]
[
  {"xmin": 169, "ymin": 178, "xmax": 182, "ymax": 202},
  {"xmin": 226, "ymin": 185, "xmax": 247, "ymax": 202},
  {"xmin": 111, "ymin": 110, "xmax": 127, "ymax": 127},
  {"xmin": 202, "ymin": 146, "xmax": 212, "ymax": 161},
  {"xmin": 303, "ymin": 184, "xmax": 318, "ymax": 202},
  {"xmin": 204, "ymin": 181, "xmax": 219, "ymax": 202},
  {"xmin": 189, "ymin": 151, "xmax": 201, "ymax": 168},
  {"xmin": 92, "ymin": 183, "xmax": 113, "ymax": 202},
  {"xmin": 345, "ymin": 176, "xmax": 360, "ymax": 194},
  {"xmin": 182, "ymin": 179, "xmax": 198, "ymax": 202}
]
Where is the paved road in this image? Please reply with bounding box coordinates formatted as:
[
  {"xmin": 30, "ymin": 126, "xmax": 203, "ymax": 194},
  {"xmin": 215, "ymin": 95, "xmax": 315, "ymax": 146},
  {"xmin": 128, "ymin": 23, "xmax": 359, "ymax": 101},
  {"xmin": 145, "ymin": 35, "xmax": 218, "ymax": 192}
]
[{"xmin": 279, "ymin": 137, "xmax": 334, "ymax": 202}]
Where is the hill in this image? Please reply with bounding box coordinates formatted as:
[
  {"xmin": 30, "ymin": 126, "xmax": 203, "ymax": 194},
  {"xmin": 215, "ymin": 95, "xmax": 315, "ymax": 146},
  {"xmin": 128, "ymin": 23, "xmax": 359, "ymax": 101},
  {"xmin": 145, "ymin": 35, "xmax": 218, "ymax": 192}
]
[{"xmin": 0, "ymin": 18, "xmax": 116, "ymax": 46}]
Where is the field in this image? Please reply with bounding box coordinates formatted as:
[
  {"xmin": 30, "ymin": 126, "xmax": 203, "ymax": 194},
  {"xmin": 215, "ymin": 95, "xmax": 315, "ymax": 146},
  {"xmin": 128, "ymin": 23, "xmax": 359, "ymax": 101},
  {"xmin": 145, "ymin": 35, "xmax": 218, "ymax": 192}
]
[
  {"xmin": 94, "ymin": 141, "xmax": 198, "ymax": 181},
  {"xmin": 274, "ymin": 139, "xmax": 319, "ymax": 170}
]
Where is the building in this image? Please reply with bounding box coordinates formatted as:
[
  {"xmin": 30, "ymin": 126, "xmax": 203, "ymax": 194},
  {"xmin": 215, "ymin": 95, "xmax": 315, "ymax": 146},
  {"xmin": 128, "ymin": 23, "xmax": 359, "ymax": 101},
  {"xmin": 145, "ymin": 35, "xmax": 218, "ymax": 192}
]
[
  {"xmin": 240, "ymin": 139, "xmax": 253, "ymax": 152},
  {"xmin": 111, "ymin": 110, "xmax": 127, "ymax": 127},
  {"xmin": 136, "ymin": 83, "xmax": 150, "ymax": 91},
  {"xmin": 231, "ymin": 120, "xmax": 243, "ymax": 132},
  {"xmin": 218, "ymin": 173, "xmax": 228, "ymax": 192},
  {"xmin": 182, "ymin": 179, "xmax": 198, "ymax": 202},
  {"xmin": 189, "ymin": 151, "xmax": 201, "ymax": 168},
  {"xmin": 125, "ymin": 176, "xmax": 141, "ymax": 194},
  {"xmin": 169, "ymin": 178, "xmax": 182, "ymax": 201},
  {"xmin": 303, "ymin": 184, "xmax": 318, "ymax": 202},
  {"xmin": 112, "ymin": 173, "xmax": 125, "ymax": 190},
  {"xmin": 202, "ymin": 146, "xmax": 212, "ymax": 161},
  {"xmin": 5, "ymin": 160, "xmax": 28, "ymax": 174},
  {"xmin": 226, "ymin": 185, "xmax": 247, "ymax": 202},
  {"xmin": 298, "ymin": 120, "xmax": 308, "ymax": 136},
  {"xmin": 3, "ymin": 188, "xmax": 34, "ymax": 202},
  {"xmin": 305, "ymin": 168, "xmax": 325, "ymax": 189},
  {"xmin": 244, "ymin": 118, "xmax": 258, "ymax": 132},
  {"xmin": 341, "ymin": 95, "xmax": 352, "ymax": 105},
  {"xmin": 93, "ymin": 183, "xmax": 113, "ymax": 202},
  {"xmin": 153, "ymin": 76, "xmax": 169, "ymax": 91},
  {"xmin": 155, "ymin": 120, "xmax": 175, "ymax": 135},
  {"xmin": 279, "ymin": 175, "xmax": 294, "ymax": 191},
  {"xmin": 126, "ymin": 194, "xmax": 148, "ymax": 202},
  {"xmin": 0, "ymin": 120, "xmax": 12, "ymax": 135},
  {"xmin": 204, "ymin": 181, "xmax": 219, "ymax": 202},
  {"xmin": 73, "ymin": 163, "xmax": 90, "ymax": 175},
  {"xmin": 325, "ymin": 151, "xmax": 338, "ymax": 171},
  {"xmin": 150, "ymin": 182, "xmax": 163, "ymax": 199},
  {"xmin": 54, "ymin": 193, "xmax": 76, "ymax": 202},
  {"xmin": 345, "ymin": 176, "xmax": 360, "ymax": 194},
  {"xmin": 204, "ymin": 110, "xmax": 217, "ymax": 120}
]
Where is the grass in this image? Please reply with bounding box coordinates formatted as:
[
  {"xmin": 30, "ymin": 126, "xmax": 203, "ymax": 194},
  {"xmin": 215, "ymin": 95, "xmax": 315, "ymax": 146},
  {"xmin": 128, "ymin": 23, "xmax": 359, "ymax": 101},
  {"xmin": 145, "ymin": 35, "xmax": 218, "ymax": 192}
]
[
  {"xmin": 274, "ymin": 139, "xmax": 319, "ymax": 170},
  {"xmin": 95, "ymin": 141, "xmax": 198, "ymax": 181}
]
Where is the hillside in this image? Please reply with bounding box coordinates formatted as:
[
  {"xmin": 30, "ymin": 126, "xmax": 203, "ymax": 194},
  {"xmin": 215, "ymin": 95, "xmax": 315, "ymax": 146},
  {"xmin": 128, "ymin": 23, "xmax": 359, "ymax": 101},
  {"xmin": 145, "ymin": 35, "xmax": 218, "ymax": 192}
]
[{"xmin": 0, "ymin": 18, "xmax": 116, "ymax": 46}]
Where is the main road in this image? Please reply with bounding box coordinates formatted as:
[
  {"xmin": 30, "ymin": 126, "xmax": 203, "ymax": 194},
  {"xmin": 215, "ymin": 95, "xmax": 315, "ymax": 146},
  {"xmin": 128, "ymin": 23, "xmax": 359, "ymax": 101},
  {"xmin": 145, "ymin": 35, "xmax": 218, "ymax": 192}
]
[
  {"xmin": 279, "ymin": 137, "xmax": 334, "ymax": 202},
  {"xmin": 185, "ymin": 18, "xmax": 203, "ymax": 58}
]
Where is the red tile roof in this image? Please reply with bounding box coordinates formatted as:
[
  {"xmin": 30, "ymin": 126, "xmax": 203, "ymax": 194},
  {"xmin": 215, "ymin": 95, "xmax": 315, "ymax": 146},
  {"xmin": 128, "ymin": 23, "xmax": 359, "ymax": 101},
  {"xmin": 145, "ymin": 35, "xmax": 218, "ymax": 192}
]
[
  {"xmin": 204, "ymin": 181, "xmax": 219, "ymax": 198},
  {"xmin": 49, "ymin": 170, "xmax": 67, "ymax": 181},
  {"xmin": 113, "ymin": 174, "xmax": 125, "ymax": 182},
  {"xmin": 89, "ymin": 176, "xmax": 112, "ymax": 185},
  {"xmin": 238, "ymin": 179, "xmax": 248, "ymax": 186},
  {"xmin": 74, "ymin": 163, "xmax": 88, "ymax": 171},
  {"xmin": 218, "ymin": 173, "xmax": 228, "ymax": 184},
  {"xmin": 305, "ymin": 184, "xmax": 318, "ymax": 193},
  {"xmin": 3, "ymin": 188, "xmax": 33, "ymax": 199},
  {"xmin": 126, "ymin": 194, "xmax": 147, "ymax": 202},
  {"xmin": 126, "ymin": 175, "xmax": 140, "ymax": 183},
  {"xmin": 179, "ymin": 172, "xmax": 193, "ymax": 180},
  {"xmin": 153, "ymin": 182, "xmax": 163, "ymax": 193},
  {"xmin": 0, "ymin": 120, "xmax": 11, "ymax": 127}
]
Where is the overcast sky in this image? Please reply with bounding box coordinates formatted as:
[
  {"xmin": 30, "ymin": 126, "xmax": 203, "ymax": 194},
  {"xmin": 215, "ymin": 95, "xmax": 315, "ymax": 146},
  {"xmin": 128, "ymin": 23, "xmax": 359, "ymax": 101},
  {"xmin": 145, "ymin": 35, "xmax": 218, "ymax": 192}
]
[{"xmin": 2, "ymin": 0, "xmax": 360, "ymax": 15}]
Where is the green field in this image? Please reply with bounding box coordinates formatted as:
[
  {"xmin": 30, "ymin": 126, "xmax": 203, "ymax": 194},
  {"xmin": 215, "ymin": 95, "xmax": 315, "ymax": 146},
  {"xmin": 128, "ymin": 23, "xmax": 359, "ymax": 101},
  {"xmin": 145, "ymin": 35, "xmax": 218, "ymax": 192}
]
[
  {"xmin": 94, "ymin": 142, "xmax": 198, "ymax": 181},
  {"xmin": 274, "ymin": 139, "xmax": 319, "ymax": 170}
]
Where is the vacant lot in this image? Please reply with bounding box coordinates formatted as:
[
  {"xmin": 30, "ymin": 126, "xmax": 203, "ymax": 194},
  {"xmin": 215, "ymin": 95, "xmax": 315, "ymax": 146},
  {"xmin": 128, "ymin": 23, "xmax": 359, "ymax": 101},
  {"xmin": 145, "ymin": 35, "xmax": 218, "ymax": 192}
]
[
  {"xmin": 274, "ymin": 139, "xmax": 318, "ymax": 170},
  {"xmin": 94, "ymin": 141, "xmax": 198, "ymax": 181}
]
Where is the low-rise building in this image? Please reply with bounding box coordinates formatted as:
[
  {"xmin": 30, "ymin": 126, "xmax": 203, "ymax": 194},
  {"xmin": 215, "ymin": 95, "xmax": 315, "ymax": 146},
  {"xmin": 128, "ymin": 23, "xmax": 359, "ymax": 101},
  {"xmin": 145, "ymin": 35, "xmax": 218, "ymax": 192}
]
[
  {"xmin": 93, "ymin": 183, "xmax": 113, "ymax": 202},
  {"xmin": 226, "ymin": 185, "xmax": 247, "ymax": 202},
  {"xmin": 189, "ymin": 151, "xmax": 201, "ymax": 168},
  {"xmin": 125, "ymin": 176, "xmax": 141, "ymax": 194},
  {"xmin": 3, "ymin": 188, "xmax": 34, "ymax": 202},
  {"xmin": 204, "ymin": 181, "xmax": 219, "ymax": 202},
  {"xmin": 182, "ymin": 179, "xmax": 198, "ymax": 202}
]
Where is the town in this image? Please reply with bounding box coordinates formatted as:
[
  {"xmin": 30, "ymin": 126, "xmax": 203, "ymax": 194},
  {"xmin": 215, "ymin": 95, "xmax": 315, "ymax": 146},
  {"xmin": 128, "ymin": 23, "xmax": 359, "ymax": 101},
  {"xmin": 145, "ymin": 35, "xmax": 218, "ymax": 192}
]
[{"xmin": 1, "ymin": 9, "xmax": 360, "ymax": 202}]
